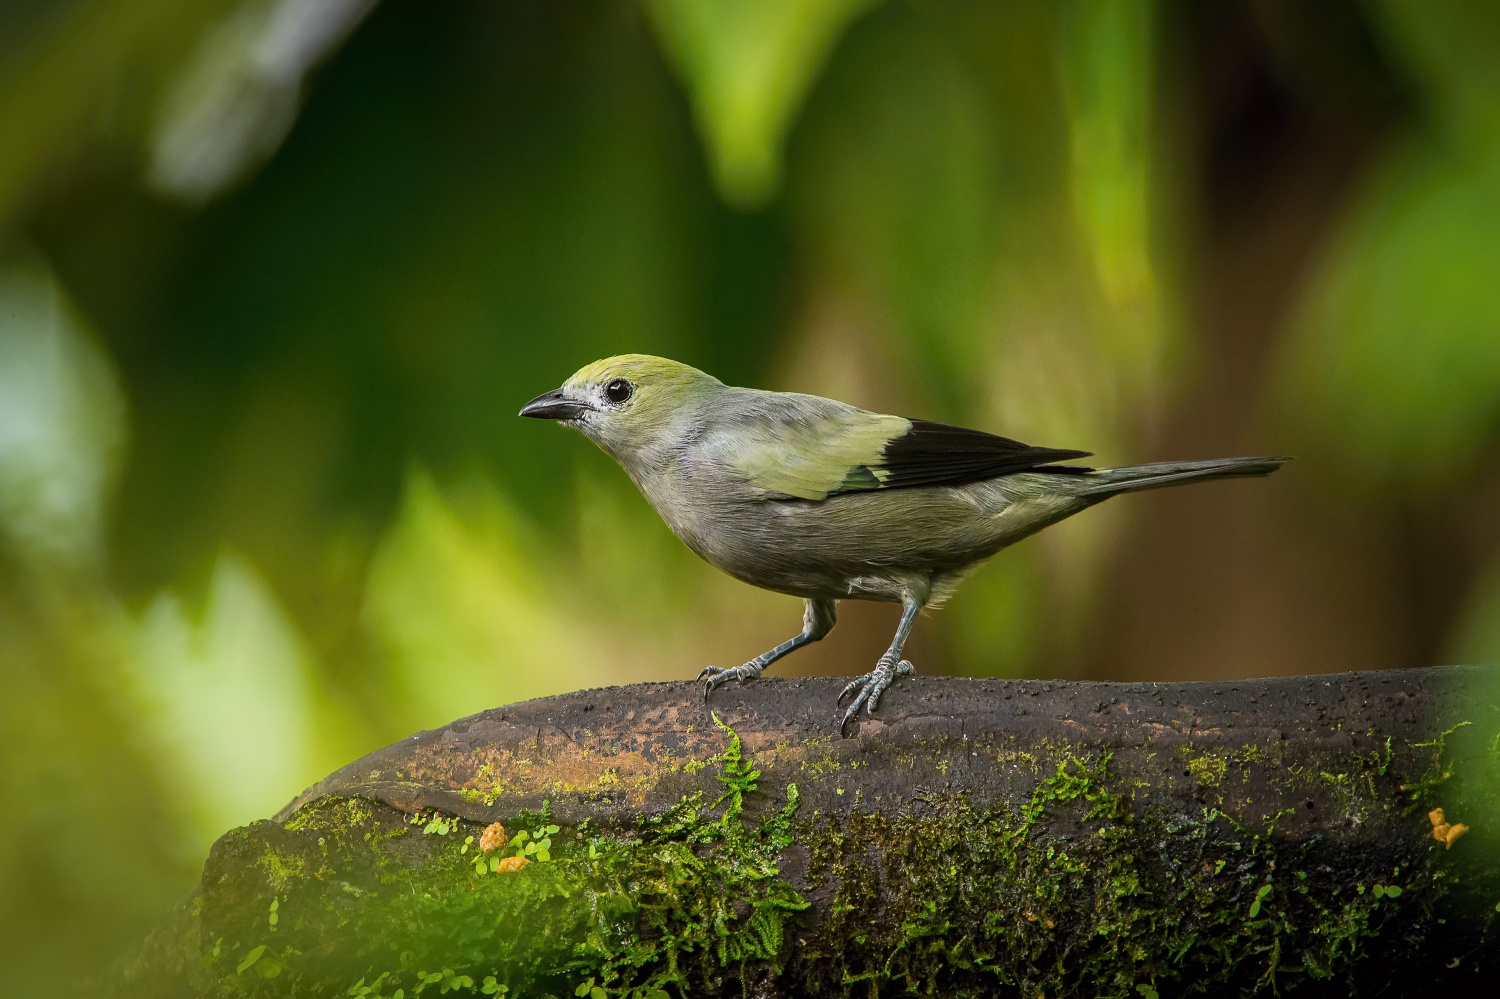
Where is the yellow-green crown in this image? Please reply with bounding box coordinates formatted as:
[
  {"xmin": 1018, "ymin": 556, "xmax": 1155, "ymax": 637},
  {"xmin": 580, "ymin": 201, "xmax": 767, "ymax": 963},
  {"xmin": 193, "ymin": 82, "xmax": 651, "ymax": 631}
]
[{"xmin": 566, "ymin": 354, "xmax": 719, "ymax": 390}]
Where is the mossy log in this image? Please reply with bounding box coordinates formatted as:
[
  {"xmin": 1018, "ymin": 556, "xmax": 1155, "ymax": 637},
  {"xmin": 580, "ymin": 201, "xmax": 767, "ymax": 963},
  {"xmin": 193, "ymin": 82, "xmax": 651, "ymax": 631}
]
[{"xmin": 102, "ymin": 667, "xmax": 1500, "ymax": 998}]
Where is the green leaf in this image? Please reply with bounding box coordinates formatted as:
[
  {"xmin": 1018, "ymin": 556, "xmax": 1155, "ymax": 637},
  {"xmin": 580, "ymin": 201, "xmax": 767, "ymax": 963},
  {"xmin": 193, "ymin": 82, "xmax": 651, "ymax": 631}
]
[
  {"xmin": 645, "ymin": 0, "xmax": 880, "ymax": 205},
  {"xmin": 1276, "ymin": 1, "xmax": 1500, "ymax": 483},
  {"xmin": 1366, "ymin": 0, "xmax": 1500, "ymax": 142},
  {"xmin": 786, "ymin": 3, "xmax": 999, "ymax": 407},
  {"xmin": 236, "ymin": 945, "xmax": 266, "ymax": 974},
  {"xmin": 1373, "ymin": 884, "xmax": 1386, "ymax": 898},
  {"xmin": 1057, "ymin": 0, "xmax": 1159, "ymax": 317},
  {"xmin": 590, "ymin": 988, "xmax": 607, "ymax": 999},
  {"xmin": 1280, "ymin": 145, "xmax": 1500, "ymax": 482},
  {"xmin": 575, "ymin": 979, "xmax": 594, "ymax": 997}
]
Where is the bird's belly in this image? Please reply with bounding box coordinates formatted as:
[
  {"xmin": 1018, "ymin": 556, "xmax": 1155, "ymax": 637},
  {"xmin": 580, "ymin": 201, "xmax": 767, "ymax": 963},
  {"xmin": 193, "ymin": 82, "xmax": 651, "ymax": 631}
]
[{"xmin": 678, "ymin": 485, "xmax": 1040, "ymax": 601}]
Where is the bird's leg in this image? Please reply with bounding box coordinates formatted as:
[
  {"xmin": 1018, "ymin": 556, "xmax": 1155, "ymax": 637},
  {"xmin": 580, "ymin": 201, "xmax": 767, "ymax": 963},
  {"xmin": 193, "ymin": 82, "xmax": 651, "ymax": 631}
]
[
  {"xmin": 699, "ymin": 597, "xmax": 837, "ymax": 700},
  {"xmin": 838, "ymin": 597, "xmax": 922, "ymax": 735}
]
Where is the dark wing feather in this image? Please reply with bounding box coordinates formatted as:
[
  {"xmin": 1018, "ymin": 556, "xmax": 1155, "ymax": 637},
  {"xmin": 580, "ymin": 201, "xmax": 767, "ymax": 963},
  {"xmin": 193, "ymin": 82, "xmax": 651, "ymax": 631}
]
[{"xmin": 868, "ymin": 419, "xmax": 1093, "ymax": 491}]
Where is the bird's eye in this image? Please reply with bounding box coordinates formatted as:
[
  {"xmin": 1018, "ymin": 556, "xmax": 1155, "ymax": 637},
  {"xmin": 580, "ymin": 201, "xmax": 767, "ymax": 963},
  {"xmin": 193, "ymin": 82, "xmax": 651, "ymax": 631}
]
[{"xmin": 605, "ymin": 378, "xmax": 633, "ymax": 404}]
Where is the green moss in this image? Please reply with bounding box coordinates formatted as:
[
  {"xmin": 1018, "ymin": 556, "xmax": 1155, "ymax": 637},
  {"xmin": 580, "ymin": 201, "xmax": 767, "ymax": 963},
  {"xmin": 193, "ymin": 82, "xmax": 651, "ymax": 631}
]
[
  {"xmin": 1401, "ymin": 721, "xmax": 1473, "ymax": 808},
  {"xmin": 199, "ymin": 715, "xmax": 808, "ymax": 998},
  {"xmin": 795, "ymin": 751, "xmax": 1407, "ymax": 998},
  {"xmin": 253, "ymin": 849, "xmax": 305, "ymax": 896},
  {"xmin": 189, "ymin": 711, "xmax": 1498, "ymax": 998},
  {"xmin": 1184, "ymin": 752, "xmax": 1228, "ymax": 789}
]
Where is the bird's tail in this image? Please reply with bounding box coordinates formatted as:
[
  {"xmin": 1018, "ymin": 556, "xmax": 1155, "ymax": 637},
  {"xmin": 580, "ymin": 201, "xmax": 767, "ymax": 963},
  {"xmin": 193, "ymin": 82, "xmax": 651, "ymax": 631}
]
[{"xmin": 1070, "ymin": 456, "xmax": 1289, "ymax": 497}]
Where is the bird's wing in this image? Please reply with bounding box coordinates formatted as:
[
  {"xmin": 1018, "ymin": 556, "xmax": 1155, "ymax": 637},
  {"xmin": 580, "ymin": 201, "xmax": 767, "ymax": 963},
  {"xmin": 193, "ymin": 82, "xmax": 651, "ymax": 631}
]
[{"xmin": 714, "ymin": 394, "xmax": 1092, "ymax": 501}]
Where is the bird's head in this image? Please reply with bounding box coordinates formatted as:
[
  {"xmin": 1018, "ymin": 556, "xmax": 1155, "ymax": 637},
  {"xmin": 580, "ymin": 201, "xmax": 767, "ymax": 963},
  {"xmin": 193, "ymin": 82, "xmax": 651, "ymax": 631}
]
[{"xmin": 519, "ymin": 354, "xmax": 722, "ymax": 463}]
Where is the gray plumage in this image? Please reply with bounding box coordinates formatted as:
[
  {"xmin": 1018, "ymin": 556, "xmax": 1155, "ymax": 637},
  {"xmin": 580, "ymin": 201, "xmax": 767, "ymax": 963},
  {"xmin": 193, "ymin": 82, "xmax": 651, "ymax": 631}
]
[{"xmin": 521, "ymin": 354, "xmax": 1286, "ymax": 734}]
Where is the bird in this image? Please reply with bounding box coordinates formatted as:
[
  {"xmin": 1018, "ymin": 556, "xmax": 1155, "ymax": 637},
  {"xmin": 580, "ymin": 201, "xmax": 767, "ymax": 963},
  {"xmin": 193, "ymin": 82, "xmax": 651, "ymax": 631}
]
[{"xmin": 520, "ymin": 354, "xmax": 1286, "ymax": 735}]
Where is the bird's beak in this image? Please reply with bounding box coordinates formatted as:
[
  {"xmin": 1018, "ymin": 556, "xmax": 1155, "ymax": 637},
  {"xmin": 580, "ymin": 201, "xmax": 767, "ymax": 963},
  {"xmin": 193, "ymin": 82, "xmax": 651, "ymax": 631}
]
[{"xmin": 519, "ymin": 388, "xmax": 590, "ymax": 420}]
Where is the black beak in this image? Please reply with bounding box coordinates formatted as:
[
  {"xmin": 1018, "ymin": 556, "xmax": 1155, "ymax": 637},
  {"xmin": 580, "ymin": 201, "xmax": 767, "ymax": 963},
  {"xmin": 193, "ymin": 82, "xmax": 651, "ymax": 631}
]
[{"xmin": 519, "ymin": 388, "xmax": 589, "ymax": 420}]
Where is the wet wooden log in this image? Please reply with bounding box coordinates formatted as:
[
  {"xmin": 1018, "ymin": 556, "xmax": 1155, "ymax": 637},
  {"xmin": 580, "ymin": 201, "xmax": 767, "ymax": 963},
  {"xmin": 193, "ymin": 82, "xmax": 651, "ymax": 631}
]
[{"xmin": 101, "ymin": 666, "xmax": 1500, "ymax": 998}]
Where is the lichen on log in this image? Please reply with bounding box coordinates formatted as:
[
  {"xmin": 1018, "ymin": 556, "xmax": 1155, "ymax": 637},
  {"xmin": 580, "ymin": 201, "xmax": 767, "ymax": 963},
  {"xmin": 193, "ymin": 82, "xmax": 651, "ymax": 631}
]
[{"xmin": 100, "ymin": 667, "xmax": 1500, "ymax": 998}]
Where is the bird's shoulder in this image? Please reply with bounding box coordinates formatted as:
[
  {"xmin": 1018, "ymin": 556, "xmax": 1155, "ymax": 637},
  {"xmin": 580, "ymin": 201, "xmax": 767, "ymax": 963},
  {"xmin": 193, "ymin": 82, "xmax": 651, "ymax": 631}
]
[
  {"xmin": 696, "ymin": 388, "xmax": 1091, "ymax": 501},
  {"xmin": 690, "ymin": 388, "xmax": 903, "ymax": 501}
]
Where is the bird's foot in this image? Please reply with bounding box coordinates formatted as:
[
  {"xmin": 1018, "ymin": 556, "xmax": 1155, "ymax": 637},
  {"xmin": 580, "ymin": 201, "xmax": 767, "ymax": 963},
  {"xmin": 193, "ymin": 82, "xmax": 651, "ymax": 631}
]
[
  {"xmin": 697, "ymin": 662, "xmax": 764, "ymax": 702},
  {"xmin": 837, "ymin": 655, "xmax": 915, "ymax": 736}
]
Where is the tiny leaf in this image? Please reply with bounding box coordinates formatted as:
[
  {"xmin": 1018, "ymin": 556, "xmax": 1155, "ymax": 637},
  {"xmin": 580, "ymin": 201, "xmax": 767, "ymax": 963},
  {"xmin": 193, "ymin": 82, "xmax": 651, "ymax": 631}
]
[
  {"xmin": 643, "ymin": 0, "xmax": 877, "ymax": 205},
  {"xmin": 236, "ymin": 945, "xmax": 266, "ymax": 974}
]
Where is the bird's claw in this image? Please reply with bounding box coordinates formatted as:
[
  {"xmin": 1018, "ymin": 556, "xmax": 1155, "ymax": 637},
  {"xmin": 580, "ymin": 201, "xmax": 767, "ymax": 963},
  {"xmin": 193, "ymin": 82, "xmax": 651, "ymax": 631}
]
[
  {"xmin": 838, "ymin": 656, "xmax": 914, "ymax": 736},
  {"xmin": 697, "ymin": 663, "xmax": 762, "ymax": 702}
]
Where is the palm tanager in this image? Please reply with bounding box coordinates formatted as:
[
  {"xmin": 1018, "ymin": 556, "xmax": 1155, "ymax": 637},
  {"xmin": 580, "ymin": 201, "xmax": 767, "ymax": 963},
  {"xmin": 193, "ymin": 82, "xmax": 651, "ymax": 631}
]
[{"xmin": 521, "ymin": 355, "xmax": 1285, "ymax": 734}]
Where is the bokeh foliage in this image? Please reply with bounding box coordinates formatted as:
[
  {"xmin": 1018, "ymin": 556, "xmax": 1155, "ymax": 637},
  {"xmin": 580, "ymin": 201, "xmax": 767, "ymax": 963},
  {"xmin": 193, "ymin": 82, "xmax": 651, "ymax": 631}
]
[{"xmin": 1, "ymin": 0, "xmax": 1498, "ymax": 992}]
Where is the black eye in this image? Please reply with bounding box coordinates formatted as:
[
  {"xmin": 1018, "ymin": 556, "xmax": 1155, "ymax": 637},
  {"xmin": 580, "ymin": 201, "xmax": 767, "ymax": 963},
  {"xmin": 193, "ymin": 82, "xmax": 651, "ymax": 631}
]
[{"xmin": 605, "ymin": 378, "xmax": 633, "ymax": 404}]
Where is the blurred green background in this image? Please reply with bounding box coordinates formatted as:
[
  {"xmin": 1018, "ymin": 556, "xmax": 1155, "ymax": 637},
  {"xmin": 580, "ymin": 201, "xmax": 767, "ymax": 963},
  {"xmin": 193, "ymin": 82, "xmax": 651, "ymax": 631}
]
[{"xmin": 2, "ymin": 0, "xmax": 1499, "ymax": 989}]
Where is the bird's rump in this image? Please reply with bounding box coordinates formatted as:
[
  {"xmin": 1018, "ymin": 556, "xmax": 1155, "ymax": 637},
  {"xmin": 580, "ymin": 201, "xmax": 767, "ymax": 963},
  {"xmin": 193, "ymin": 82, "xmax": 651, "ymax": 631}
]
[{"xmin": 714, "ymin": 392, "xmax": 1091, "ymax": 501}]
